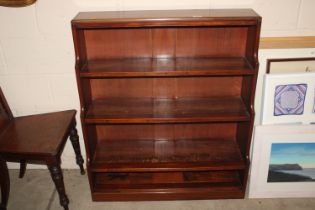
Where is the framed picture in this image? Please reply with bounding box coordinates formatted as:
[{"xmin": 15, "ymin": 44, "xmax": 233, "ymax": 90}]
[
  {"xmin": 261, "ymin": 73, "xmax": 315, "ymax": 124},
  {"xmin": 0, "ymin": 0, "xmax": 36, "ymax": 7},
  {"xmin": 266, "ymin": 57, "xmax": 315, "ymax": 74},
  {"xmin": 248, "ymin": 124, "xmax": 315, "ymax": 198}
]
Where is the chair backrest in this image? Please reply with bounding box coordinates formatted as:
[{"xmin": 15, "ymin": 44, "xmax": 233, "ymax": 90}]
[{"xmin": 0, "ymin": 87, "xmax": 13, "ymax": 131}]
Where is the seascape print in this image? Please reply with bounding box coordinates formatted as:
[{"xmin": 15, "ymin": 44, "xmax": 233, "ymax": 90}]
[{"xmin": 268, "ymin": 143, "xmax": 315, "ymax": 182}]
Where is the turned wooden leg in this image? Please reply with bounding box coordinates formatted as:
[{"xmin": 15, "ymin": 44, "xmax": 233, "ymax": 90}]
[
  {"xmin": 69, "ymin": 121, "xmax": 85, "ymax": 175},
  {"xmin": 19, "ymin": 160, "xmax": 27, "ymax": 178},
  {"xmin": 0, "ymin": 159, "xmax": 9, "ymax": 210},
  {"xmin": 48, "ymin": 164, "xmax": 69, "ymax": 210}
]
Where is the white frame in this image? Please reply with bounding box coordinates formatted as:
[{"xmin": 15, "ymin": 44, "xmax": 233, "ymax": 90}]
[
  {"xmin": 261, "ymin": 73, "xmax": 315, "ymax": 125},
  {"xmin": 248, "ymin": 125, "xmax": 315, "ymax": 198}
]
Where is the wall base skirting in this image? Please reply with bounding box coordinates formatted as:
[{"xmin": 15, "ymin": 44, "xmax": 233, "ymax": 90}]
[{"xmin": 260, "ymin": 36, "xmax": 315, "ymax": 49}]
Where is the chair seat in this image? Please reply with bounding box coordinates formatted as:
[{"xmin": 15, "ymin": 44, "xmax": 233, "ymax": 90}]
[{"xmin": 0, "ymin": 110, "xmax": 76, "ymax": 157}]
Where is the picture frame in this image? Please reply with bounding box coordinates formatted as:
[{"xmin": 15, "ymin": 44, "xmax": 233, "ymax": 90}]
[
  {"xmin": 261, "ymin": 73, "xmax": 315, "ymax": 125},
  {"xmin": 266, "ymin": 57, "xmax": 315, "ymax": 74},
  {"xmin": 0, "ymin": 0, "xmax": 36, "ymax": 7},
  {"xmin": 248, "ymin": 124, "xmax": 315, "ymax": 198}
]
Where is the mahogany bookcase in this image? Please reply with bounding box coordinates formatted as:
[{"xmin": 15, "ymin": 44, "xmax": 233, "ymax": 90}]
[{"xmin": 71, "ymin": 9, "xmax": 261, "ymax": 201}]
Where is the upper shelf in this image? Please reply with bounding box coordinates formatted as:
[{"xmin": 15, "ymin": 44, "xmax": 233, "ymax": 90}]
[
  {"xmin": 79, "ymin": 57, "xmax": 254, "ymax": 78},
  {"xmin": 85, "ymin": 97, "xmax": 250, "ymax": 124}
]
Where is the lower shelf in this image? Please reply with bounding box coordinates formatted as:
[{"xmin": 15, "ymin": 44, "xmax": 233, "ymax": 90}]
[
  {"xmin": 91, "ymin": 171, "xmax": 244, "ymax": 201},
  {"xmin": 91, "ymin": 138, "xmax": 245, "ymax": 172}
]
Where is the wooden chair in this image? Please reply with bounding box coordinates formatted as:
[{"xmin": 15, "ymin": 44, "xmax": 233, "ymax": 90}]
[{"xmin": 0, "ymin": 87, "xmax": 85, "ymax": 210}]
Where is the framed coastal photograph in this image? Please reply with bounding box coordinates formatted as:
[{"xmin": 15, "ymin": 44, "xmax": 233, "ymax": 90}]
[
  {"xmin": 261, "ymin": 73, "xmax": 315, "ymax": 125},
  {"xmin": 266, "ymin": 57, "xmax": 315, "ymax": 74},
  {"xmin": 248, "ymin": 125, "xmax": 315, "ymax": 198},
  {"xmin": 268, "ymin": 143, "xmax": 315, "ymax": 183}
]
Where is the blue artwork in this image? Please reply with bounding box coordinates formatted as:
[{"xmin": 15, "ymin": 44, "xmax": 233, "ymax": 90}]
[
  {"xmin": 274, "ymin": 84, "xmax": 307, "ymax": 116},
  {"xmin": 268, "ymin": 143, "xmax": 315, "ymax": 182}
]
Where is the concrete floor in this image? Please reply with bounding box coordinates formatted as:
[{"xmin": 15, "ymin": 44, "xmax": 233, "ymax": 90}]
[{"xmin": 6, "ymin": 170, "xmax": 315, "ymax": 210}]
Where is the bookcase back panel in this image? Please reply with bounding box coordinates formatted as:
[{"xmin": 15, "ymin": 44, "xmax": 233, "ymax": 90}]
[
  {"xmin": 83, "ymin": 27, "xmax": 248, "ymax": 60},
  {"xmin": 84, "ymin": 28, "xmax": 152, "ymax": 59},
  {"xmin": 88, "ymin": 77, "xmax": 242, "ymax": 100},
  {"xmin": 95, "ymin": 123, "xmax": 237, "ymax": 141},
  {"xmin": 175, "ymin": 27, "xmax": 248, "ymax": 57}
]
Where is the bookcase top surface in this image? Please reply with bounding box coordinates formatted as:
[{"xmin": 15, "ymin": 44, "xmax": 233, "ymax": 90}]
[{"xmin": 72, "ymin": 9, "xmax": 261, "ymax": 26}]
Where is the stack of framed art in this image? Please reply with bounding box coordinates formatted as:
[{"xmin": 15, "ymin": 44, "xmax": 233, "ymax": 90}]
[
  {"xmin": 262, "ymin": 58, "xmax": 315, "ymax": 125},
  {"xmin": 249, "ymin": 57, "xmax": 315, "ymax": 198}
]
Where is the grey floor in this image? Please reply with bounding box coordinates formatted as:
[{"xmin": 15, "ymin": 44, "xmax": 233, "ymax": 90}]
[{"xmin": 6, "ymin": 170, "xmax": 315, "ymax": 210}]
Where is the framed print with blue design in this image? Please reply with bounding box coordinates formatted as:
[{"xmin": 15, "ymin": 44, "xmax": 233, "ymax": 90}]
[
  {"xmin": 274, "ymin": 84, "xmax": 307, "ymax": 116},
  {"xmin": 261, "ymin": 73, "xmax": 315, "ymax": 125},
  {"xmin": 248, "ymin": 125, "xmax": 315, "ymax": 198}
]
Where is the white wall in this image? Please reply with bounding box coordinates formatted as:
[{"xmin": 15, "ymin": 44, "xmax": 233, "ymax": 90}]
[{"xmin": 0, "ymin": 0, "xmax": 315, "ymax": 169}]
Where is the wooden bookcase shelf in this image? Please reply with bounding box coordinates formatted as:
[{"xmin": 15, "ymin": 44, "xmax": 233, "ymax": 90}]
[
  {"xmin": 79, "ymin": 57, "xmax": 254, "ymax": 78},
  {"xmin": 85, "ymin": 97, "xmax": 250, "ymax": 124},
  {"xmin": 72, "ymin": 9, "xmax": 261, "ymax": 201},
  {"xmin": 91, "ymin": 138, "xmax": 245, "ymax": 172},
  {"xmin": 92, "ymin": 171, "xmax": 243, "ymax": 201}
]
